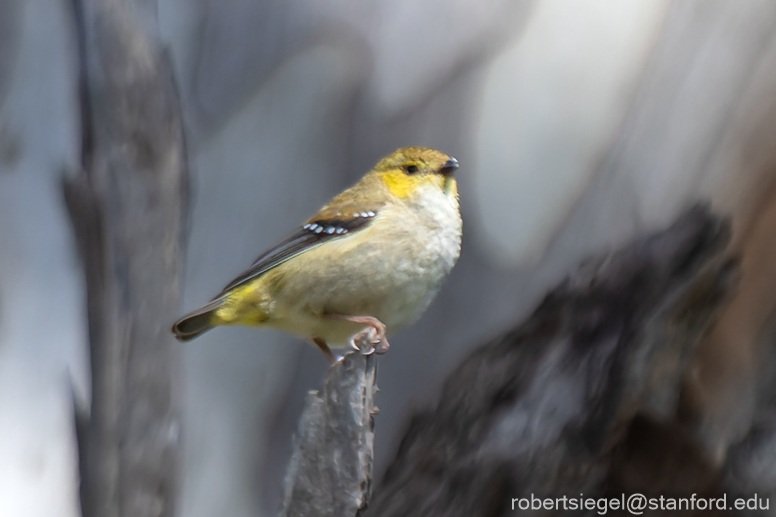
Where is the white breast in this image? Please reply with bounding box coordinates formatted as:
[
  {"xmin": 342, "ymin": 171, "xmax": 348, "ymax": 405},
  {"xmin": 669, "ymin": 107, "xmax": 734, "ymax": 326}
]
[
  {"xmin": 373, "ymin": 182, "xmax": 462, "ymax": 330},
  {"xmin": 410, "ymin": 183, "xmax": 462, "ymax": 277}
]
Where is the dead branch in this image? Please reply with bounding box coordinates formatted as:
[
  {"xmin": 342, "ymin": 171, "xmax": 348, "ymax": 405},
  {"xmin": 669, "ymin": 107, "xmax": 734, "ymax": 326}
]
[{"xmin": 280, "ymin": 348, "xmax": 378, "ymax": 517}]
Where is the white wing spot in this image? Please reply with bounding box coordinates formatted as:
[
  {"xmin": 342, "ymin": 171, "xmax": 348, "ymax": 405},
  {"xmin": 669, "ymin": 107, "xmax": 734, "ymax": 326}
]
[
  {"xmin": 315, "ymin": 226, "xmax": 323, "ymax": 233},
  {"xmin": 366, "ymin": 211, "xmax": 375, "ymax": 217},
  {"xmin": 326, "ymin": 226, "xmax": 335, "ymax": 234},
  {"xmin": 336, "ymin": 227, "xmax": 344, "ymax": 234},
  {"xmin": 309, "ymin": 223, "xmax": 318, "ymax": 231},
  {"xmin": 303, "ymin": 223, "xmax": 311, "ymax": 229}
]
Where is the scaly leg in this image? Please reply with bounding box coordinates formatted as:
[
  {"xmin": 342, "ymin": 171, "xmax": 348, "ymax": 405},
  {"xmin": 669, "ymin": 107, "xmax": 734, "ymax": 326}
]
[
  {"xmin": 326, "ymin": 314, "xmax": 390, "ymax": 355},
  {"xmin": 312, "ymin": 337, "xmax": 336, "ymax": 364}
]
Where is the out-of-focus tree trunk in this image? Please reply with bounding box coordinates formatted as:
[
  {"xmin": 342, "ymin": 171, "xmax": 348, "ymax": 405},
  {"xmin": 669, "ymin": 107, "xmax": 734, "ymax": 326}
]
[{"xmin": 64, "ymin": 0, "xmax": 187, "ymax": 516}]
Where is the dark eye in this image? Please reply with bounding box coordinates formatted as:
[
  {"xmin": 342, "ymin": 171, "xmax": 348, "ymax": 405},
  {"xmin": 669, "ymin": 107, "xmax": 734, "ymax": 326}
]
[{"xmin": 405, "ymin": 165, "xmax": 419, "ymax": 174}]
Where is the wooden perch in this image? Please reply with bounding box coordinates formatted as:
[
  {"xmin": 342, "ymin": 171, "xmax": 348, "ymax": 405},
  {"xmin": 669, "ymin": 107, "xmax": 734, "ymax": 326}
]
[{"xmin": 280, "ymin": 347, "xmax": 378, "ymax": 517}]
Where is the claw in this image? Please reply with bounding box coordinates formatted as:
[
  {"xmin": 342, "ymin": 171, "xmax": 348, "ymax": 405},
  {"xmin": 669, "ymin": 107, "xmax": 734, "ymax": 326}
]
[
  {"xmin": 326, "ymin": 314, "xmax": 391, "ymax": 356},
  {"xmin": 350, "ymin": 327, "xmax": 380, "ymax": 354}
]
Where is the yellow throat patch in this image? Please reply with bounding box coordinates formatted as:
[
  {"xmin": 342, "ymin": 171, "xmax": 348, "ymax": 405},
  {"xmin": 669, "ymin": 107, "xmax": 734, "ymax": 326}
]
[{"xmin": 379, "ymin": 169, "xmax": 446, "ymax": 198}]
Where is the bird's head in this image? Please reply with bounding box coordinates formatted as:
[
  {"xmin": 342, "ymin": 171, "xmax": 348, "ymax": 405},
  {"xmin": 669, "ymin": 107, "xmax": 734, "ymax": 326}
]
[{"xmin": 370, "ymin": 146, "xmax": 459, "ymax": 199}]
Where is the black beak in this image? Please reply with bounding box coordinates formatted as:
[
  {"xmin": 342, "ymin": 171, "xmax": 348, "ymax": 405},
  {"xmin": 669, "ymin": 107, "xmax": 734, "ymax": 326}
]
[{"xmin": 439, "ymin": 157, "xmax": 459, "ymax": 177}]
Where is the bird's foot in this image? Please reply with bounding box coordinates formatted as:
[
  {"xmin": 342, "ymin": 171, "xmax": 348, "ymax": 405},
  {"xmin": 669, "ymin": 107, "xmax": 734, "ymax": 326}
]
[
  {"xmin": 349, "ymin": 327, "xmax": 390, "ymax": 356},
  {"xmin": 328, "ymin": 314, "xmax": 390, "ymax": 355}
]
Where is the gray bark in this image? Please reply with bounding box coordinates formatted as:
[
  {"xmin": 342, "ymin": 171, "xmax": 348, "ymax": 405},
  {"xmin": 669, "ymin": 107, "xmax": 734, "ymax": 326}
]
[
  {"xmin": 64, "ymin": 0, "xmax": 187, "ymax": 516},
  {"xmin": 280, "ymin": 348, "xmax": 378, "ymax": 517}
]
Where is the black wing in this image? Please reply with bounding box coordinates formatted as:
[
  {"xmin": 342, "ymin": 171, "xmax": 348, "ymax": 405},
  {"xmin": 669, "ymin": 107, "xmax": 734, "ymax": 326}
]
[{"xmin": 217, "ymin": 210, "xmax": 379, "ymax": 294}]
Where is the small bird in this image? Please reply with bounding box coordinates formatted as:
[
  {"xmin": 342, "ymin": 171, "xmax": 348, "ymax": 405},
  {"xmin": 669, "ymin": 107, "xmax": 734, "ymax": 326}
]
[{"xmin": 172, "ymin": 146, "xmax": 462, "ymax": 362}]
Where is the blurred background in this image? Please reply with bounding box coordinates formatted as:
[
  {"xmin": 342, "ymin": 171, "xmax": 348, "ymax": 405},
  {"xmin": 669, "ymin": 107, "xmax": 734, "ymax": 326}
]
[{"xmin": 3, "ymin": 0, "xmax": 776, "ymax": 515}]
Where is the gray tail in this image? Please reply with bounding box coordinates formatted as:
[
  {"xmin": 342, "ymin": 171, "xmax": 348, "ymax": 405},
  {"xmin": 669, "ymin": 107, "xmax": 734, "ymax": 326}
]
[{"xmin": 171, "ymin": 300, "xmax": 221, "ymax": 342}]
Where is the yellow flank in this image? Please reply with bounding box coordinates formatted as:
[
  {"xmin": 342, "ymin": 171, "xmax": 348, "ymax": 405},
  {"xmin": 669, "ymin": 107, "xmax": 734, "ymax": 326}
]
[{"xmin": 212, "ymin": 280, "xmax": 270, "ymax": 325}]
